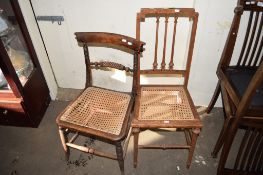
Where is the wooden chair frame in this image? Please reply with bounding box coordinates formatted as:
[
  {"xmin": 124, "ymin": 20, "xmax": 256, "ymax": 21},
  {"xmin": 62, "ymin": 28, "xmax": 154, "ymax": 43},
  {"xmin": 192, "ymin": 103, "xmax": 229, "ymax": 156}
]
[
  {"xmin": 207, "ymin": 0, "xmax": 263, "ymax": 113},
  {"xmin": 203, "ymin": 0, "xmax": 263, "ymax": 174},
  {"xmin": 131, "ymin": 8, "xmax": 202, "ymax": 169},
  {"xmin": 217, "ymin": 61, "xmax": 263, "ymax": 175},
  {"xmin": 208, "ymin": 0, "xmax": 263, "ymax": 159},
  {"xmin": 56, "ymin": 32, "xmax": 144, "ymax": 175}
]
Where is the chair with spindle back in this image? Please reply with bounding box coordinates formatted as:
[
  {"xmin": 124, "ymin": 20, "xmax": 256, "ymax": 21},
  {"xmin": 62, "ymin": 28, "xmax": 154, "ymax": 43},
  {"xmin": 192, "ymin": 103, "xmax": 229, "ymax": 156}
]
[
  {"xmin": 207, "ymin": 0, "xmax": 263, "ymax": 113},
  {"xmin": 208, "ymin": 0, "xmax": 263, "ymax": 159},
  {"xmin": 131, "ymin": 8, "xmax": 202, "ymax": 168},
  {"xmin": 56, "ymin": 32, "xmax": 144, "ymax": 175}
]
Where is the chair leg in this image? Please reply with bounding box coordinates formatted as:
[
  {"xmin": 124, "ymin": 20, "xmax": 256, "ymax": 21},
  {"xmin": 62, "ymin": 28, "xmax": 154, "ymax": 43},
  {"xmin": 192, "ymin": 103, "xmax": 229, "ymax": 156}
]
[
  {"xmin": 116, "ymin": 141, "xmax": 124, "ymax": 175},
  {"xmin": 207, "ymin": 81, "xmax": 221, "ymax": 114},
  {"xmin": 211, "ymin": 117, "xmax": 232, "ymax": 158},
  {"xmin": 58, "ymin": 127, "xmax": 70, "ymax": 161},
  {"xmin": 132, "ymin": 128, "xmax": 140, "ymax": 168},
  {"xmin": 187, "ymin": 128, "xmax": 200, "ymax": 168}
]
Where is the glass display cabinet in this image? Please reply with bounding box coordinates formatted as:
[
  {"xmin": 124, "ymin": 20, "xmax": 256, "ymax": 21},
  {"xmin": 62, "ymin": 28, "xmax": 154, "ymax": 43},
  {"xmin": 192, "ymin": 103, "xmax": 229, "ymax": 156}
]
[{"xmin": 0, "ymin": 0, "xmax": 50, "ymax": 127}]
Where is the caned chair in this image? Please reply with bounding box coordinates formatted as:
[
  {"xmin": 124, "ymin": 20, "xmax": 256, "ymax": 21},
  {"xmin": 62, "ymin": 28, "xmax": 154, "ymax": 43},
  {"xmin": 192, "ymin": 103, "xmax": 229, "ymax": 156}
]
[
  {"xmin": 208, "ymin": 0, "xmax": 263, "ymax": 158},
  {"xmin": 56, "ymin": 32, "xmax": 144, "ymax": 175},
  {"xmin": 131, "ymin": 8, "xmax": 202, "ymax": 168}
]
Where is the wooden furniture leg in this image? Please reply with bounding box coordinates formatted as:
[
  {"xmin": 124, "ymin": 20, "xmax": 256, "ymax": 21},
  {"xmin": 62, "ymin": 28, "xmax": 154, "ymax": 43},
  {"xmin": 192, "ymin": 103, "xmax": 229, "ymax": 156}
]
[
  {"xmin": 58, "ymin": 127, "xmax": 70, "ymax": 161},
  {"xmin": 211, "ymin": 117, "xmax": 232, "ymax": 158},
  {"xmin": 116, "ymin": 141, "xmax": 124, "ymax": 175},
  {"xmin": 132, "ymin": 128, "xmax": 140, "ymax": 168},
  {"xmin": 207, "ymin": 81, "xmax": 221, "ymax": 113},
  {"xmin": 187, "ymin": 128, "xmax": 200, "ymax": 168}
]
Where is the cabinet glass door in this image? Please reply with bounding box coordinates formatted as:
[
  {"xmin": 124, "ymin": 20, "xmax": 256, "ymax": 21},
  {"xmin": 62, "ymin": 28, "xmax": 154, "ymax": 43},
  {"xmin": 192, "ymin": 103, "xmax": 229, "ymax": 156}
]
[
  {"xmin": 0, "ymin": 0, "xmax": 34, "ymax": 87},
  {"xmin": 0, "ymin": 68, "xmax": 9, "ymax": 90}
]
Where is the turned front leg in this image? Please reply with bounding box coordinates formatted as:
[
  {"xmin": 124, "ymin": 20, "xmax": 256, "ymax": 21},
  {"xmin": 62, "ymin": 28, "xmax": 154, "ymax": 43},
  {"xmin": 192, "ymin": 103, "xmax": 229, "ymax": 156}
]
[
  {"xmin": 132, "ymin": 127, "xmax": 140, "ymax": 168},
  {"xmin": 187, "ymin": 128, "xmax": 200, "ymax": 168},
  {"xmin": 116, "ymin": 141, "xmax": 124, "ymax": 175},
  {"xmin": 58, "ymin": 127, "xmax": 70, "ymax": 161}
]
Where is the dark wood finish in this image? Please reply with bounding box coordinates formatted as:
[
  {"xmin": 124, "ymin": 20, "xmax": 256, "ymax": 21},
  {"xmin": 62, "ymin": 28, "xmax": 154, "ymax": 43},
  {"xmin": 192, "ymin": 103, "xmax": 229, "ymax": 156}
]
[
  {"xmin": 56, "ymin": 32, "xmax": 144, "ymax": 175},
  {"xmin": 75, "ymin": 32, "xmax": 144, "ymax": 52},
  {"xmin": 132, "ymin": 8, "xmax": 201, "ymax": 169},
  {"xmin": 207, "ymin": 0, "xmax": 263, "ymax": 113},
  {"xmin": 90, "ymin": 61, "xmax": 134, "ymax": 73},
  {"xmin": 208, "ymin": 1, "xmax": 263, "ymax": 174},
  {"xmin": 0, "ymin": 0, "xmax": 51, "ymax": 127},
  {"xmin": 169, "ymin": 17, "xmax": 178, "ymax": 70},
  {"xmin": 153, "ymin": 16, "xmax": 160, "ymax": 69},
  {"xmin": 206, "ymin": 82, "xmax": 221, "ymax": 113},
  {"xmin": 216, "ymin": 61, "xmax": 263, "ymax": 175}
]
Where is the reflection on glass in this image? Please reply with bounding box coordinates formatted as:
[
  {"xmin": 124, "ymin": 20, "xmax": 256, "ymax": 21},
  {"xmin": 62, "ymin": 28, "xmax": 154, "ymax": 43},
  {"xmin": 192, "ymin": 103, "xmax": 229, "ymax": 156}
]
[
  {"xmin": 0, "ymin": 68, "xmax": 9, "ymax": 90},
  {"xmin": 0, "ymin": 0, "xmax": 34, "ymax": 87}
]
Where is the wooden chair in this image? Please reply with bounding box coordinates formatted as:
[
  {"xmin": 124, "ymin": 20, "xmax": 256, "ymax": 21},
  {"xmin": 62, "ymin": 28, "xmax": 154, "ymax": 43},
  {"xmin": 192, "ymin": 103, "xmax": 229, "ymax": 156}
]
[
  {"xmin": 56, "ymin": 32, "xmax": 144, "ymax": 175},
  {"xmin": 131, "ymin": 8, "xmax": 202, "ymax": 168},
  {"xmin": 207, "ymin": 0, "xmax": 263, "ymax": 114},
  {"xmin": 217, "ymin": 60, "xmax": 263, "ymax": 174},
  {"xmin": 209, "ymin": 0, "xmax": 263, "ymax": 158}
]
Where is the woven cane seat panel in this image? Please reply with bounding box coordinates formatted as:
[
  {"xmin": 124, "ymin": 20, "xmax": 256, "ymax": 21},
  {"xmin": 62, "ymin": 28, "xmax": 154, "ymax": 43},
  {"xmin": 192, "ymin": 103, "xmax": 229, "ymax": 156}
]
[
  {"xmin": 60, "ymin": 87, "xmax": 131, "ymax": 135},
  {"xmin": 138, "ymin": 86, "xmax": 194, "ymax": 121}
]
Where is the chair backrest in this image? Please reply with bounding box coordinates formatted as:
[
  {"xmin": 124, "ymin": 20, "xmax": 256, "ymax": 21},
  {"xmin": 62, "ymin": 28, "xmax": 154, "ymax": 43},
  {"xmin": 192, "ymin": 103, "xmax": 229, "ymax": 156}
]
[
  {"xmin": 136, "ymin": 8, "xmax": 198, "ymax": 87},
  {"xmin": 75, "ymin": 32, "xmax": 145, "ymax": 96},
  {"xmin": 219, "ymin": 0, "xmax": 263, "ymax": 69}
]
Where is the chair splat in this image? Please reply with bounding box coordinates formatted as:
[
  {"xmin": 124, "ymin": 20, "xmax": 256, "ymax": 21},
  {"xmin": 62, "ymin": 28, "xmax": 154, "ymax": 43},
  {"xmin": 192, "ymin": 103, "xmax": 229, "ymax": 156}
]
[
  {"xmin": 169, "ymin": 17, "xmax": 178, "ymax": 70},
  {"xmin": 153, "ymin": 16, "xmax": 160, "ymax": 70}
]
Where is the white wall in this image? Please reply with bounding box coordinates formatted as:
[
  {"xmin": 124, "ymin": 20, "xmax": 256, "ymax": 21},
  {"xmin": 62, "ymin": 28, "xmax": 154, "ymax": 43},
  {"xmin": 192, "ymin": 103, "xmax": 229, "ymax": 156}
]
[
  {"xmin": 189, "ymin": 0, "xmax": 236, "ymax": 106},
  {"xmin": 29, "ymin": 0, "xmax": 239, "ymax": 106}
]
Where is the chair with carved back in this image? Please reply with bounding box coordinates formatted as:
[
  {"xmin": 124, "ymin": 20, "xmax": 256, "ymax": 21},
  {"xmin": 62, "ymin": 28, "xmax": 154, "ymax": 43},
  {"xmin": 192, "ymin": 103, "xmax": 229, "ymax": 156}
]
[
  {"xmin": 131, "ymin": 8, "xmax": 202, "ymax": 168},
  {"xmin": 56, "ymin": 32, "xmax": 144, "ymax": 175},
  {"xmin": 208, "ymin": 0, "xmax": 263, "ymax": 159}
]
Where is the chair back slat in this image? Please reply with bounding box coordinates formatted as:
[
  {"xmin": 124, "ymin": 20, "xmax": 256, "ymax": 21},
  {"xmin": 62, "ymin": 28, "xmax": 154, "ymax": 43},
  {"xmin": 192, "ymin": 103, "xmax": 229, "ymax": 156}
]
[
  {"xmin": 236, "ymin": 10, "xmax": 263, "ymax": 67},
  {"xmin": 169, "ymin": 17, "xmax": 178, "ymax": 70},
  {"xmin": 233, "ymin": 127, "xmax": 263, "ymax": 172},
  {"xmin": 153, "ymin": 16, "xmax": 160, "ymax": 69},
  {"xmin": 90, "ymin": 61, "xmax": 134, "ymax": 73},
  {"xmin": 251, "ymin": 12, "xmax": 263, "ymax": 66},
  {"xmin": 246, "ymin": 127, "xmax": 262, "ymax": 171},
  {"xmin": 239, "ymin": 127, "xmax": 257, "ymax": 169},
  {"xmin": 234, "ymin": 127, "xmax": 251, "ymax": 170},
  {"xmin": 244, "ymin": 11, "xmax": 260, "ymax": 66},
  {"xmin": 253, "ymin": 34, "xmax": 263, "ymax": 66},
  {"xmin": 237, "ymin": 11, "xmax": 254, "ymax": 66},
  {"xmin": 161, "ymin": 16, "xmax": 169, "ymax": 70}
]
